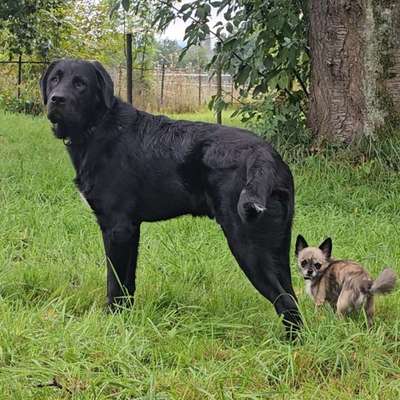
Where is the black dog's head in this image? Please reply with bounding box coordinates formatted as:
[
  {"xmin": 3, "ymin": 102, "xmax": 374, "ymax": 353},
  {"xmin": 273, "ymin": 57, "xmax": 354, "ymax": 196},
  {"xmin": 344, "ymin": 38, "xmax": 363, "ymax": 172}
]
[{"xmin": 40, "ymin": 59, "xmax": 114, "ymax": 138}]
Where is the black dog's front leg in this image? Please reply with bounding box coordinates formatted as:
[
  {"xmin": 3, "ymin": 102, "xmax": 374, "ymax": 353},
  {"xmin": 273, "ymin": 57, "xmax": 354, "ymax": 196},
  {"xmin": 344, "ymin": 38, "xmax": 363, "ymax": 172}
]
[{"xmin": 101, "ymin": 223, "xmax": 140, "ymax": 309}]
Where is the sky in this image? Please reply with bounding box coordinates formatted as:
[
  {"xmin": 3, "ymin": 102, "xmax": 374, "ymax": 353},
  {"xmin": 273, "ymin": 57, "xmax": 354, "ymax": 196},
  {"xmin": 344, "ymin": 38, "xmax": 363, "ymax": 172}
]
[
  {"xmin": 161, "ymin": 19, "xmax": 190, "ymax": 42},
  {"xmin": 158, "ymin": 7, "xmax": 221, "ymax": 44}
]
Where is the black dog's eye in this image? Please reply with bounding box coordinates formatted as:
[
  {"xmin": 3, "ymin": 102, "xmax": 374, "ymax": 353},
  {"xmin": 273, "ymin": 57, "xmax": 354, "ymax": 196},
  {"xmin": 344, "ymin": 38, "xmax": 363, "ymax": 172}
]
[
  {"xmin": 73, "ymin": 78, "xmax": 86, "ymax": 89},
  {"xmin": 50, "ymin": 76, "xmax": 59, "ymax": 84},
  {"xmin": 315, "ymin": 263, "xmax": 321, "ymax": 270},
  {"xmin": 301, "ymin": 260, "xmax": 307, "ymax": 267}
]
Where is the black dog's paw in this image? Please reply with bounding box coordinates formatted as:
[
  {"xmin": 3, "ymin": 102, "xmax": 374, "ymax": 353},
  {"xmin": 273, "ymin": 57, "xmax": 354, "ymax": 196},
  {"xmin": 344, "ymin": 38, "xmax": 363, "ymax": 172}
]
[
  {"xmin": 237, "ymin": 188, "xmax": 267, "ymax": 223},
  {"xmin": 240, "ymin": 201, "xmax": 266, "ymax": 222},
  {"xmin": 106, "ymin": 296, "xmax": 134, "ymax": 313},
  {"xmin": 245, "ymin": 201, "xmax": 266, "ymax": 218}
]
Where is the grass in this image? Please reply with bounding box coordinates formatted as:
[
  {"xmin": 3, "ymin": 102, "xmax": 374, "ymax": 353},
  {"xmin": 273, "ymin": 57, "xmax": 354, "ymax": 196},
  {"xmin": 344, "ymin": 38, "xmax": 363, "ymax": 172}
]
[
  {"xmin": 0, "ymin": 109, "xmax": 399, "ymax": 399},
  {"xmin": 164, "ymin": 108, "xmax": 245, "ymax": 127}
]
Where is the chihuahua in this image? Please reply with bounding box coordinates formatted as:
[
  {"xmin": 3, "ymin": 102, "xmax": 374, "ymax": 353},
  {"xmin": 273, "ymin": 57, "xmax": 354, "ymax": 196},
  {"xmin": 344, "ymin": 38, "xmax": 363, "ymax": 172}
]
[{"xmin": 295, "ymin": 235, "xmax": 396, "ymax": 326}]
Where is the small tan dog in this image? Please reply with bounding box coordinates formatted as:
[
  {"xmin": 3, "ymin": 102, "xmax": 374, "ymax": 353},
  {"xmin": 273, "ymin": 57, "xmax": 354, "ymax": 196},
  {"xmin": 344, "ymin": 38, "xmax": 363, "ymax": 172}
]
[{"xmin": 295, "ymin": 235, "xmax": 396, "ymax": 326}]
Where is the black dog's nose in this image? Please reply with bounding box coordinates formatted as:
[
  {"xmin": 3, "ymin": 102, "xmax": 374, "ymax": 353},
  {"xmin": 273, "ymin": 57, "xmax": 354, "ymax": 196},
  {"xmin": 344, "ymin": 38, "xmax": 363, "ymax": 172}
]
[
  {"xmin": 50, "ymin": 95, "xmax": 66, "ymax": 105},
  {"xmin": 307, "ymin": 269, "xmax": 313, "ymax": 275}
]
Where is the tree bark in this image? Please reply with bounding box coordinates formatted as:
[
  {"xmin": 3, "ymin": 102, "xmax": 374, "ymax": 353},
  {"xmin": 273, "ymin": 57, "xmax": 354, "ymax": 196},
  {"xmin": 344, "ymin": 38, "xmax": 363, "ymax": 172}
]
[{"xmin": 308, "ymin": 0, "xmax": 400, "ymax": 143}]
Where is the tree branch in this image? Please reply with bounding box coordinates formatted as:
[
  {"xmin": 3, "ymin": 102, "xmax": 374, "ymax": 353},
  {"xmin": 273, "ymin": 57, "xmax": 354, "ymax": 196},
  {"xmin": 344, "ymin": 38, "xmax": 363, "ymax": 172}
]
[
  {"xmin": 153, "ymin": 0, "xmax": 245, "ymax": 63},
  {"xmin": 293, "ymin": 69, "xmax": 309, "ymax": 97},
  {"xmin": 149, "ymin": 0, "xmax": 309, "ymax": 101},
  {"xmin": 283, "ymin": 88, "xmax": 306, "ymax": 117}
]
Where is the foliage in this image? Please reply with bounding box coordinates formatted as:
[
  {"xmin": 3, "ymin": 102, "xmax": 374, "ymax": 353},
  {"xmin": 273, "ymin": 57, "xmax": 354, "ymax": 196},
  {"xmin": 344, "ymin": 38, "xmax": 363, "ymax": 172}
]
[
  {"xmin": 180, "ymin": 44, "xmax": 211, "ymax": 68},
  {"xmin": 156, "ymin": 39, "xmax": 211, "ymax": 68},
  {"xmin": 156, "ymin": 38, "xmax": 183, "ymax": 65},
  {"xmin": 0, "ymin": 0, "xmax": 69, "ymax": 57},
  {"xmin": 1, "ymin": 110, "xmax": 400, "ymax": 398},
  {"xmin": 108, "ymin": 1, "xmax": 158, "ymax": 94},
  {"xmin": 0, "ymin": 92, "xmax": 42, "ymax": 116},
  {"xmin": 243, "ymin": 90, "xmax": 311, "ymax": 153},
  {"xmin": 40, "ymin": 0, "xmax": 129, "ymax": 64},
  {"xmin": 115, "ymin": 0, "xmax": 310, "ymax": 141},
  {"xmin": 0, "ymin": 0, "xmax": 159, "ymax": 116}
]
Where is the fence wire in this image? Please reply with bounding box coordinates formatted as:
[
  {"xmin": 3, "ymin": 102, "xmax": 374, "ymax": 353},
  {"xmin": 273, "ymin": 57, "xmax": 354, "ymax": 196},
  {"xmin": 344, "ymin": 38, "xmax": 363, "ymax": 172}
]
[{"xmin": 0, "ymin": 60, "xmax": 239, "ymax": 114}]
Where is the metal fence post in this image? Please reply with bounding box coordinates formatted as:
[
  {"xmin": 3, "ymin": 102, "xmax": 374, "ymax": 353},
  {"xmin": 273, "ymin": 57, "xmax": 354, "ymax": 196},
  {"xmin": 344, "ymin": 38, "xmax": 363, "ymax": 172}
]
[
  {"xmin": 118, "ymin": 64, "xmax": 122, "ymax": 97},
  {"xmin": 160, "ymin": 62, "xmax": 166, "ymax": 106},
  {"xmin": 17, "ymin": 54, "xmax": 22, "ymax": 99},
  {"xmin": 126, "ymin": 33, "xmax": 133, "ymax": 104},
  {"xmin": 198, "ymin": 68, "xmax": 202, "ymax": 107}
]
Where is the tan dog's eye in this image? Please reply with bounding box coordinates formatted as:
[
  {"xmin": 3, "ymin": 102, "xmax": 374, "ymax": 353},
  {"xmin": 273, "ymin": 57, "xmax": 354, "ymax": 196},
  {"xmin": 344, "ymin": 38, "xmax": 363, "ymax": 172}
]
[
  {"xmin": 315, "ymin": 263, "xmax": 321, "ymax": 270},
  {"xmin": 301, "ymin": 260, "xmax": 307, "ymax": 267}
]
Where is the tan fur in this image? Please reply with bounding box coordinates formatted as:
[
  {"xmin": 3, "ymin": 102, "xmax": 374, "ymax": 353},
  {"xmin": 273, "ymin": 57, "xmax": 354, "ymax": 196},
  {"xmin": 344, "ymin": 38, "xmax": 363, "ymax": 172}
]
[{"xmin": 296, "ymin": 236, "xmax": 397, "ymax": 327}]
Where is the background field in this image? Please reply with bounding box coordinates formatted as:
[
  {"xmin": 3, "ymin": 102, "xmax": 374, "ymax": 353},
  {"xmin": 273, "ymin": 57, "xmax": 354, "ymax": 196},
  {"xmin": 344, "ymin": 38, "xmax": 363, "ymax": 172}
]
[{"xmin": 0, "ymin": 110, "xmax": 399, "ymax": 399}]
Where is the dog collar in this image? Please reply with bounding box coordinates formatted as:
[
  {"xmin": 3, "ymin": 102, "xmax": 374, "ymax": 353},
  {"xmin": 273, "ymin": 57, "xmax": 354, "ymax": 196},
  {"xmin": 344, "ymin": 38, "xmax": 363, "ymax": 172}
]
[
  {"xmin": 63, "ymin": 137, "xmax": 72, "ymax": 146},
  {"xmin": 61, "ymin": 122, "xmax": 99, "ymax": 147},
  {"xmin": 58, "ymin": 105, "xmax": 112, "ymax": 147}
]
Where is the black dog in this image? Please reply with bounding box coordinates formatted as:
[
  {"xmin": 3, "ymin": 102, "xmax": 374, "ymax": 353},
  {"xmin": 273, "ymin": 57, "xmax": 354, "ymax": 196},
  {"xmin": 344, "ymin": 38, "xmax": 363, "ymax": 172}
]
[{"xmin": 40, "ymin": 59, "xmax": 301, "ymax": 333}]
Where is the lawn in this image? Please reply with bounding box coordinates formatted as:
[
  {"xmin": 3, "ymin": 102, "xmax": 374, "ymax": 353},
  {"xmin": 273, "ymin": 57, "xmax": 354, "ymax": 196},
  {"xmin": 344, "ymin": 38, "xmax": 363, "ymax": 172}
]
[
  {"xmin": 162, "ymin": 108, "xmax": 245, "ymax": 127},
  {"xmin": 0, "ymin": 110, "xmax": 399, "ymax": 399}
]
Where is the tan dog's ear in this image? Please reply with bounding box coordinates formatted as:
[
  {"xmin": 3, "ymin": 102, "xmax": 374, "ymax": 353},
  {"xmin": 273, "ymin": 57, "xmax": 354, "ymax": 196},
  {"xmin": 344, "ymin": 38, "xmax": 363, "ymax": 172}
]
[
  {"xmin": 319, "ymin": 238, "xmax": 332, "ymax": 259},
  {"xmin": 295, "ymin": 234, "xmax": 308, "ymax": 256}
]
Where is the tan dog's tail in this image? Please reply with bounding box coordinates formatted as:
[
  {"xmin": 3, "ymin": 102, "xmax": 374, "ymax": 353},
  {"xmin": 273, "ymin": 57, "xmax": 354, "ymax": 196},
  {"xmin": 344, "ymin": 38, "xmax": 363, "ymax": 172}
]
[{"xmin": 370, "ymin": 268, "xmax": 397, "ymax": 295}]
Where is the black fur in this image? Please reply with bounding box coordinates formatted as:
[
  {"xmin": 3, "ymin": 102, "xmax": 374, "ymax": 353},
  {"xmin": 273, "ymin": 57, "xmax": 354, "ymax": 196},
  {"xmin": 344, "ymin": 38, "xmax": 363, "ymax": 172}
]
[{"xmin": 40, "ymin": 59, "xmax": 301, "ymax": 333}]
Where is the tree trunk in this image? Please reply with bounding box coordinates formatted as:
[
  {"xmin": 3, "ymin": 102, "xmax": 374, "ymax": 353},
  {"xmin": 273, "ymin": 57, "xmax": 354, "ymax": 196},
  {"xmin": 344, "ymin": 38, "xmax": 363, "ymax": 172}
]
[{"xmin": 308, "ymin": 0, "xmax": 400, "ymax": 143}]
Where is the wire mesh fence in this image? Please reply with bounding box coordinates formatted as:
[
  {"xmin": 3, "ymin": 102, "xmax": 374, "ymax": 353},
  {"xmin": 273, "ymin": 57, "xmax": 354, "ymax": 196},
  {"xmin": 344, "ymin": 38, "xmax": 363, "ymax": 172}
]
[
  {"xmin": 111, "ymin": 65, "xmax": 239, "ymax": 113},
  {"xmin": 0, "ymin": 59, "xmax": 239, "ymax": 115},
  {"xmin": 0, "ymin": 59, "xmax": 48, "ymax": 115}
]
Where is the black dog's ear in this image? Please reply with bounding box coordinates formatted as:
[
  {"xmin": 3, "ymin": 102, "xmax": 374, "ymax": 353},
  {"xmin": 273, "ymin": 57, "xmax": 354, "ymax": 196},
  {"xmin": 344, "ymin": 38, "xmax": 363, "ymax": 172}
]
[
  {"xmin": 295, "ymin": 234, "xmax": 308, "ymax": 256},
  {"xmin": 90, "ymin": 61, "xmax": 114, "ymax": 109},
  {"xmin": 319, "ymin": 238, "xmax": 332, "ymax": 259},
  {"xmin": 40, "ymin": 60, "xmax": 60, "ymax": 105}
]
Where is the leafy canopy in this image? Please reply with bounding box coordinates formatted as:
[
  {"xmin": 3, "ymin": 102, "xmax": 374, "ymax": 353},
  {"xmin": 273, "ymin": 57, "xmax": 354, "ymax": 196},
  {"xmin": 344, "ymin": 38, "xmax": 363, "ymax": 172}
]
[
  {"xmin": 0, "ymin": 0, "xmax": 69, "ymax": 57},
  {"xmin": 112, "ymin": 0, "xmax": 309, "ymax": 136},
  {"xmin": 113, "ymin": 1, "xmax": 308, "ymax": 98}
]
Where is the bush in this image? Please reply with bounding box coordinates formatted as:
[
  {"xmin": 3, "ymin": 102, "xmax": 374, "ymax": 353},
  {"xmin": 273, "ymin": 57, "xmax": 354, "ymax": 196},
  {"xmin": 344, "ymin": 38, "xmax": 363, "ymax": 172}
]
[
  {"xmin": 239, "ymin": 92, "xmax": 400, "ymax": 170},
  {"xmin": 237, "ymin": 91, "xmax": 312, "ymax": 161},
  {"xmin": 0, "ymin": 91, "xmax": 43, "ymax": 116},
  {"xmin": 0, "ymin": 63, "xmax": 44, "ymax": 116}
]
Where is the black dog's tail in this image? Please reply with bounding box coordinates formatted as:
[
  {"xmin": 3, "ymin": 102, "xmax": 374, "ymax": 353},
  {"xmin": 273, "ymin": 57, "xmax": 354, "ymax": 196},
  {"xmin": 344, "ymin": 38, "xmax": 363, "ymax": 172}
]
[{"xmin": 237, "ymin": 150, "xmax": 280, "ymax": 223}]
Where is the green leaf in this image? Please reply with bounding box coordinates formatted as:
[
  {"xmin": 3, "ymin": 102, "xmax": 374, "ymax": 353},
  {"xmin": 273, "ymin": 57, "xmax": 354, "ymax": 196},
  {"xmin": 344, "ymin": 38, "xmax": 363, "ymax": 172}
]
[
  {"xmin": 196, "ymin": 5, "xmax": 208, "ymax": 20},
  {"xmin": 180, "ymin": 3, "xmax": 192, "ymax": 13},
  {"xmin": 122, "ymin": 0, "xmax": 130, "ymax": 12},
  {"xmin": 236, "ymin": 64, "xmax": 252, "ymax": 85},
  {"xmin": 253, "ymin": 81, "xmax": 268, "ymax": 97},
  {"xmin": 182, "ymin": 11, "xmax": 191, "ymax": 22},
  {"xmin": 109, "ymin": 1, "xmax": 121, "ymax": 17},
  {"xmin": 214, "ymin": 97, "xmax": 228, "ymax": 113}
]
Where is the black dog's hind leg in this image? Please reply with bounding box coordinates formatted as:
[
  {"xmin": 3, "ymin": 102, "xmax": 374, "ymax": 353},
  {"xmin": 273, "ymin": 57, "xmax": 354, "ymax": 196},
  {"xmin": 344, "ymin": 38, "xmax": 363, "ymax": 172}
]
[
  {"xmin": 237, "ymin": 149, "xmax": 276, "ymax": 223},
  {"xmin": 219, "ymin": 200, "xmax": 301, "ymax": 337},
  {"xmin": 101, "ymin": 222, "xmax": 140, "ymax": 309}
]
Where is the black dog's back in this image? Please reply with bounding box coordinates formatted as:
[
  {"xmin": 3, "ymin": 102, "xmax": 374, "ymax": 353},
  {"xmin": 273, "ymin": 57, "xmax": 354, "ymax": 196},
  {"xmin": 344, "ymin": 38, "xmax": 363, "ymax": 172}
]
[{"xmin": 86, "ymin": 100, "xmax": 292, "ymax": 225}]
